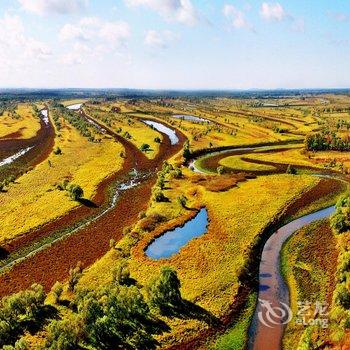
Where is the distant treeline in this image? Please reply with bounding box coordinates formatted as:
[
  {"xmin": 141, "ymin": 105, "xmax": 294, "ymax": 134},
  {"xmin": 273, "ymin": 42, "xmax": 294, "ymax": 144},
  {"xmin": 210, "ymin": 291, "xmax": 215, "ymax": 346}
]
[
  {"xmin": 305, "ymin": 131, "xmax": 350, "ymax": 151},
  {"xmin": 1, "ymin": 88, "xmax": 350, "ymax": 100}
]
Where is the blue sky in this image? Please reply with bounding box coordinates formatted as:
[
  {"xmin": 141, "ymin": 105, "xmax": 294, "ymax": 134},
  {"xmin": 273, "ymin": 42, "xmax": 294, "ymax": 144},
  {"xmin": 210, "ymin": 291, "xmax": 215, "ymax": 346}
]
[{"xmin": 0, "ymin": 0, "xmax": 349, "ymax": 89}]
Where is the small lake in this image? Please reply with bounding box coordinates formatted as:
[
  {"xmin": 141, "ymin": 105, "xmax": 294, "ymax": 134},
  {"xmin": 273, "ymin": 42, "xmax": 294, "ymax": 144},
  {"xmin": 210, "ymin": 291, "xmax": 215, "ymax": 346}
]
[
  {"xmin": 67, "ymin": 103, "xmax": 83, "ymax": 110},
  {"xmin": 172, "ymin": 114, "xmax": 210, "ymax": 123},
  {"xmin": 145, "ymin": 208, "xmax": 208, "ymax": 259},
  {"xmin": 143, "ymin": 120, "xmax": 179, "ymax": 145}
]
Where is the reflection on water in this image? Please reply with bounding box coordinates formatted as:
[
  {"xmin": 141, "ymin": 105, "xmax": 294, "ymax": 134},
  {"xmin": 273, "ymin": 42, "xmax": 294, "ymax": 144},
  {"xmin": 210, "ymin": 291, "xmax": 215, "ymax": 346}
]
[
  {"xmin": 172, "ymin": 114, "xmax": 210, "ymax": 123},
  {"xmin": 146, "ymin": 208, "xmax": 208, "ymax": 259},
  {"xmin": 143, "ymin": 120, "xmax": 179, "ymax": 145}
]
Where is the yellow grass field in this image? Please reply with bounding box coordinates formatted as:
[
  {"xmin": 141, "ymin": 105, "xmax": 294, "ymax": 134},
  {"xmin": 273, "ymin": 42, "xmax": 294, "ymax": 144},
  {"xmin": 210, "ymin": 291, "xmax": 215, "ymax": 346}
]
[
  {"xmin": 79, "ymin": 170, "xmax": 318, "ymax": 346},
  {"xmin": 83, "ymin": 103, "xmax": 162, "ymax": 159},
  {"xmin": 0, "ymin": 103, "xmax": 41, "ymax": 139},
  {"xmin": 0, "ymin": 113, "xmax": 124, "ymax": 244}
]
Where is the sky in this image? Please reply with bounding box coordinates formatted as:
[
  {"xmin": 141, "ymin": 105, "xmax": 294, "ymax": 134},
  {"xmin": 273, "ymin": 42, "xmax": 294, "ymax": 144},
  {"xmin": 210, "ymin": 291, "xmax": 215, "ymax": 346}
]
[{"xmin": 0, "ymin": 0, "xmax": 349, "ymax": 89}]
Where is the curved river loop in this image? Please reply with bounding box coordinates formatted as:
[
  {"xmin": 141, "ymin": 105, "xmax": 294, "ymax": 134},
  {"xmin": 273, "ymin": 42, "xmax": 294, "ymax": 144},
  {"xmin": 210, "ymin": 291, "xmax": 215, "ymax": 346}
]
[{"xmin": 185, "ymin": 141, "xmax": 347, "ymax": 349}]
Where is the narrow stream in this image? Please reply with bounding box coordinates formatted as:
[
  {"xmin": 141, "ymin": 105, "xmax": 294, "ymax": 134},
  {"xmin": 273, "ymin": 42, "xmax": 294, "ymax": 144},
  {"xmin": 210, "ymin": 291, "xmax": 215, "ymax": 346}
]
[
  {"xmin": 248, "ymin": 206, "xmax": 335, "ymax": 350},
  {"xmin": 143, "ymin": 120, "xmax": 179, "ymax": 145},
  {"xmin": 0, "ymin": 146, "xmax": 34, "ymax": 167}
]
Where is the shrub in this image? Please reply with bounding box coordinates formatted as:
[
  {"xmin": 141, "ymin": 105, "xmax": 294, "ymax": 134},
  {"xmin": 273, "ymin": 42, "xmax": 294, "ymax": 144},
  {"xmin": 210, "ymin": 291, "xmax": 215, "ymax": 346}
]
[
  {"xmin": 153, "ymin": 191, "xmax": 167, "ymax": 202},
  {"xmin": 53, "ymin": 147, "xmax": 62, "ymax": 155},
  {"xmin": 138, "ymin": 213, "xmax": 166, "ymax": 232},
  {"xmin": 171, "ymin": 167, "xmax": 183, "ymax": 179},
  {"xmin": 68, "ymin": 262, "xmax": 83, "ymax": 292},
  {"xmin": 68, "ymin": 184, "xmax": 84, "ymax": 201},
  {"xmin": 156, "ymin": 176, "xmax": 165, "ymax": 190},
  {"xmin": 112, "ymin": 261, "xmax": 130, "ymax": 285},
  {"xmin": 0, "ymin": 284, "xmax": 46, "ymax": 347},
  {"xmin": 177, "ymin": 195, "xmax": 187, "ymax": 208},
  {"xmin": 140, "ymin": 143, "xmax": 151, "ymax": 152},
  {"xmin": 217, "ymin": 166, "xmax": 225, "ymax": 175},
  {"xmin": 183, "ymin": 141, "xmax": 191, "ymax": 160},
  {"xmin": 286, "ymin": 165, "xmax": 297, "ymax": 175},
  {"xmin": 76, "ymin": 286, "xmax": 157, "ymax": 349},
  {"xmin": 335, "ymin": 283, "xmax": 350, "ymax": 309},
  {"xmin": 154, "ymin": 137, "xmax": 161, "ymax": 143},
  {"xmin": 51, "ymin": 282, "xmax": 63, "ymax": 303}
]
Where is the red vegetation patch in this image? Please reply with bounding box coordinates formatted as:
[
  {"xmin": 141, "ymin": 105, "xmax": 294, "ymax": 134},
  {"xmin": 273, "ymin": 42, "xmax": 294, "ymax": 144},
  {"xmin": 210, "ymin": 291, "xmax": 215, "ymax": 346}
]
[{"xmin": 190, "ymin": 173, "xmax": 251, "ymax": 192}]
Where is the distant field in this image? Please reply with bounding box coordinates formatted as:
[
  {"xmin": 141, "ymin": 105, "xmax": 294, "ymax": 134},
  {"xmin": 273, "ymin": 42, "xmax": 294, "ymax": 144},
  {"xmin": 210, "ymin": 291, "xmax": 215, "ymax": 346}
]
[{"xmin": 0, "ymin": 103, "xmax": 41, "ymax": 140}]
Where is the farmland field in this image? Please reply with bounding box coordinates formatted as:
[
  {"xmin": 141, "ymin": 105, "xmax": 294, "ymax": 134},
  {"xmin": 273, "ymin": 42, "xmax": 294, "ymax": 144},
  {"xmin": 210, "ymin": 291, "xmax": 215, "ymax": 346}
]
[{"xmin": 1, "ymin": 92, "xmax": 350, "ymax": 350}]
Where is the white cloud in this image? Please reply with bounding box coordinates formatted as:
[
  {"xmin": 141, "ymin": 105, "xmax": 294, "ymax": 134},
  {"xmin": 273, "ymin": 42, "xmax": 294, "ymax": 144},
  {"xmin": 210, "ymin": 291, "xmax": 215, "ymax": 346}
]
[
  {"xmin": 125, "ymin": 0, "xmax": 199, "ymax": 26},
  {"xmin": 59, "ymin": 17, "xmax": 130, "ymax": 46},
  {"xmin": 292, "ymin": 18, "xmax": 305, "ymax": 32},
  {"xmin": 328, "ymin": 11, "xmax": 349, "ymax": 22},
  {"xmin": 59, "ymin": 17, "xmax": 131, "ymax": 65},
  {"xmin": 99, "ymin": 22, "xmax": 131, "ymax": 44},
  {"xmin": 260, "ymin": 2, "xmax": 287, "ymax": 22},
  {"xmin": 60, "ymin": 52, "xmax": 84, "ymax": 66},
  {"xmin": 144, "ymin": 29, "xmax": 177, "ymax": 48},
  {"xmin": 18, "ymin": 0, "xmax": 88, "ymax": 15},
  {"xmin": 223, "ymin": 4, "xmax": 252, "ymax": 30},
  {"xmin": 0, "ymin": 14, "xmax": 51, "ymax": 71}
]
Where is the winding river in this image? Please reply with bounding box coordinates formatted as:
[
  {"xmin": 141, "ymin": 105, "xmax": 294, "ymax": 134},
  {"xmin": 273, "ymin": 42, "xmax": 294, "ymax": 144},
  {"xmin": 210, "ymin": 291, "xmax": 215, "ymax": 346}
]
[
  {"xmin": 248, "ymin": 206, "xmax": 335, "ymax": 349},
  {"xmin": 143, "ymin": 120, "xmax": 179, "ymax": 145}
]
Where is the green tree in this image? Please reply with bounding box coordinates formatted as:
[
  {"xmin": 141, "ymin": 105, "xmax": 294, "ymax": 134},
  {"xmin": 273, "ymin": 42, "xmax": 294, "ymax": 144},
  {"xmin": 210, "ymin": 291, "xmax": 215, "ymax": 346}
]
[
  {"xmin": 68, "ymin": 262, "xmax": 83, "ymax": 292},
  {"xmin": 77, "ymin": 286, "xmax": 157, "ymax": 350},
  {"xmin": 68, "ymin": 185, "xmax": 84, "ymax": 201},
  {"xmin": 286, "ymin": 165, "xmax": 297, "ymax": 175},
  {"xmin": 112, "ymin": 260, "xmax": 131, "ymax": 286},
  {"xmin": 177, "ymin": 195, "xmax": 187, "ymax": 208},
  {"xmin": 140, "ymin": 143, "xmax": 151, "ymax": 152},
  {"xmin": 148, "ymin": 267, "xmax": 182, "ymax": 313},
  {"xmin": 45, "ymin": 314, "xmax": 83, "ymax": 350},
  {"xmin": 331, "ymin": 194, "xmax": 350, "ymax": 234},
  {"xmin": 153, "ymin": 190, "xmax": 167, "ymax": 202},
  {"xmin": 217, "ymin": 166, "xmax": 224, "ymax": 175},
  {"xmin": 183, "ymin": 140, "xmax": 191, "ymax": 160}
]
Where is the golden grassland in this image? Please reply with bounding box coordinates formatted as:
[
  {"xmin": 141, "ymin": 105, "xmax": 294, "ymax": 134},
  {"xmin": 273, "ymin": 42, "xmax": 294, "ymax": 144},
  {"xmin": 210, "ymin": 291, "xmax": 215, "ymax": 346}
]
[
  {"xmin": 281, "ymin": 220, "xmax": 338, "ymax": 350},
  {"xmin": 61, "ymin": 99, "xmax": 89, "ymax": 107},
  {"xmin": 219, "ymin": 154, "xmax": 276, "ymax": 171},
  {"xmin": 123, "ymin": 100, "xmax": 305, "ymax": 152},
  {"xmin": 79, "ymin": 169, "xmax": 318, "ymax": 346},
  {"xmin": 0, "ymin": 113, "xmax": 124, "ymax": 244},
  {"xmin": 0, "ymin": 103, "xmax": 41, "ymax": 139},
  {"xmin": 245, "ymin": 147, "xmax": 318, "ymax": 167},
  {"xmin": 83, "ymin": 103, "xmax": 162, "ymax": 159}
]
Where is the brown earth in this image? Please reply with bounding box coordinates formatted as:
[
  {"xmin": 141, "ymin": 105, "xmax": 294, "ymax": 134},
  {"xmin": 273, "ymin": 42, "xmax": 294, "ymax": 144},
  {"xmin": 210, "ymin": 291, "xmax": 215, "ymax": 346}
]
[
  {"xmin": 0, "ymin": 110, "xmax": 186, "ymax": 297},
  {"xmin": 0, "ymin": 110, "xmax": 55, "ymax": 182}
]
